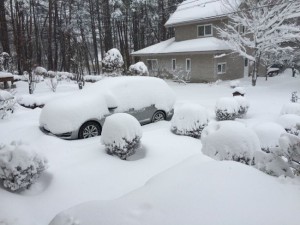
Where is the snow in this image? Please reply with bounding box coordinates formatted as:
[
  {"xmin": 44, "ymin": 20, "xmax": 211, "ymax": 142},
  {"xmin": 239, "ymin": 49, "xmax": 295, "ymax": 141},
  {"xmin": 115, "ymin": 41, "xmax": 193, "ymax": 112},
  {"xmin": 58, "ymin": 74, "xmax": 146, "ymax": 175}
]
[
  {"xmin": 0, "ymin": 71, "xmax": 13, "ymax": 78},
  {"xmin": 215, "ymin": 97, "xmax": 239, "ymax": 113},
  {"xmin": 39, "ymin": 76, "xmax": 175, "ymax": 134},
  {"xmin": 165, "ymin": 0, "xmax": 241, "ymax": 27},
  {"xmin": 233, "ymin": 86, "xmax": 246, "ymax": 95},
  {"xmin": 50, "ymin": 158, "xmax": 300, "ymax": 225},
  {"xmin": 201, "ymin": 121, "xmax": 261, "ymax": 163},
  {"xmin": 0, "ymin": 90, "xmax": 14, "ymax": 101},
  {"xmin": 101, "ymin": 113, "xmax": 142, "ymax": 150},
  {"xmin": 34, "ymin": 67, "xmax": 47, "ymax": 75},
  {"xmin": 131, "ymin": 37, "xmax": 231, "ymax": 56},
  {"xmin": 1, "ymin": 71, "xmax": 300, "ymax": 225},
  {"xmin": 280, "ymin": 102, "xmax": 300, "ymax": 116},
  {"xmin": 39, "ymin": 91, "xmax": 109, "ymax": 134},
  {"xmin": 277, "ymin": 114, "xmax": 300, "ymax": 131},
  {"xmin": 253, "ymin": 122, "xmax": 286, "ymax": 151},
  {"xmin": 129, "ymin": 62, "xmax": 149, "ymax": 75},
  {"xmin": 102, "ymin": 48, "xmax": 124, "ymax": 68},
  {"xmin": 171, "ymin": 103, "xmax": 209, "ymax": 138}
]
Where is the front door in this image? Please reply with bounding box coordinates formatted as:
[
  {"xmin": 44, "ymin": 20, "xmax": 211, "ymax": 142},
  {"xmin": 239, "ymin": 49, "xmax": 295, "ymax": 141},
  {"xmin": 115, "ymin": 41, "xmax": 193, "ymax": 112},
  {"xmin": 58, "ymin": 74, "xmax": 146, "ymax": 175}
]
[{"xmin": 244, "ymin": 58, "xmax": 249, "ymax": 77}]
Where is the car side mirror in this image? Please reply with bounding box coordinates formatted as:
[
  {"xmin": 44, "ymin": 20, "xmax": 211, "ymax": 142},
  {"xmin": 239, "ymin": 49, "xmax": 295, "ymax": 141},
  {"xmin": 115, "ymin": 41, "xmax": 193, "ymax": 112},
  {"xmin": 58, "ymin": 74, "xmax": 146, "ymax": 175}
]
[{"xmin": 104, "ymin": 93, "xmax": 118, "ymax": 112}]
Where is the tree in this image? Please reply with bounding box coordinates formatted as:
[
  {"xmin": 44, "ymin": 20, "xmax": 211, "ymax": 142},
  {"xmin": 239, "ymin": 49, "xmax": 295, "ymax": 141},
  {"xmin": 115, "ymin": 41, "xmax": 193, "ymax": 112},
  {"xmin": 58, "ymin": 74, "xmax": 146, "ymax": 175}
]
[{"xmin": 217, "ymin": 0, "xmax": 300, "ymax": 86}]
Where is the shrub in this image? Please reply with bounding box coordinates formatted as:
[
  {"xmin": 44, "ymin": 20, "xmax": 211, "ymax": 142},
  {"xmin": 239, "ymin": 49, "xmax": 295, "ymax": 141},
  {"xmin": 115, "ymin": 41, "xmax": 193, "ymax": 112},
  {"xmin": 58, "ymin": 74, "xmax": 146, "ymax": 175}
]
[
  {"xmin": 234, "ymin": 96, "xmax": 249, "ymax": 118},
  {"xmin": 34, "ymin": 66, "xmax": 47, "ymax": 77},
  {"xmin": 215, "ymin": 97, "xmax": 239, "ymax": 121},
  {"xmin": 201, "ymin": 121, "xmax": 261, "ymax": 165},
  {"xmin": 102, "ymin": 48, "xmax": 124, "ymax": 75},
  {"xmin": 0, "ymin": 142, "xmax": 48, "ymax": 191},
  {"xmin": 129, "ymin": 62, "xmax": 149, "ymax": 76},
  {"xmin": 0, "ymin": 90, "xmax": 16, "ymax": 119},
  {"xmin": 252, "ymin": 151, "xmax": 293, "ymax": 177},
  {"xmin": 277, "ymin": 114, "xmax": 300, "ymax": 136},
  {"xmin": 278, "ymin": 133, "xmax": 300, "ymax": 175},
  {"xmin": 171, "ymin": 103, "xmax": 209, "ymax": 138},
  {"xmin": 101, "ymin": 113, "xmax": 142, "ymax": 160},
  {"xmin": 253, "ymin": 122, "xmax": 286, "ymax": 153}
]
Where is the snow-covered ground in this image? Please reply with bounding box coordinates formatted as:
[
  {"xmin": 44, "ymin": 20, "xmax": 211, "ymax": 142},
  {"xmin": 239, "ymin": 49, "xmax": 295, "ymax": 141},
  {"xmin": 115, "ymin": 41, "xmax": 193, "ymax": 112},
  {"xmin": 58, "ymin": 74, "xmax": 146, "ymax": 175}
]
[{"xmin": 0, "ymin": 71, "xmax": 300, "ymax": 225}]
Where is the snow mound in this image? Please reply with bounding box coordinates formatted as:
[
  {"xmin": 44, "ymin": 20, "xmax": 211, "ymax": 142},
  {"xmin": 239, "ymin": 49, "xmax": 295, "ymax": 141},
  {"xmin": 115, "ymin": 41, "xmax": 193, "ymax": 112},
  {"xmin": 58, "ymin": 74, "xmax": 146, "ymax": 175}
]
[
  {"xmin": 280, "ymin": 102, "xmax": 300, "ymax": 116},
  {"xmin": 229, "ymin": 80, "xmax": 240, "ymax": 88},
  {"xmin": 234, "ymin": 96, "xmax": 249, "ymax": 117},
  {"xmin": 277, "ymin": 114, "xmax": 300, "ymax": 136},
  {"xmin": 253, "ymin": 122, "xmax": 286, "ymax": 152},
  {"xmin": 129, "ymin": 62, "xmax": 149, "ymax": 75},
  {"xmin": 0, "ymin": 90, "xmax": 14, "ymax": 101},
  {"xmin": 34, "ymin": 67, "xmax": 47, "ymax": 76},
  {"xmin": 201, "ymin": 121, "xmax": 261, "ymax": 164},
  {"xmin": 0, "ymin": 71, "xmax": 13, "ymax": 78},
  {"xmin": 49, "ymin": 157, "xmax": 300, "ymax": 225},
  {"xmin": 233, "ymin": 87, "xmax": 246, "ymax": 95},
  {"xmin": 171, "ymin": 103, "xmax": 209, "ymax": 138},
  {"xmin": 101, "ymin": 113, "xmax": 142, "ymax": 160}
]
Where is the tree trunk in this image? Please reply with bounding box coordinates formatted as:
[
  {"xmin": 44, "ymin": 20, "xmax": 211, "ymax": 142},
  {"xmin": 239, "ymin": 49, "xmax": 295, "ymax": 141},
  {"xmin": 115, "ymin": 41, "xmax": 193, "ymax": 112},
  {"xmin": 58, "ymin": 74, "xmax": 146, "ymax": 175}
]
[{"xmin": 0, "ymin": 0, "xmax": 10, "ymax": 54}]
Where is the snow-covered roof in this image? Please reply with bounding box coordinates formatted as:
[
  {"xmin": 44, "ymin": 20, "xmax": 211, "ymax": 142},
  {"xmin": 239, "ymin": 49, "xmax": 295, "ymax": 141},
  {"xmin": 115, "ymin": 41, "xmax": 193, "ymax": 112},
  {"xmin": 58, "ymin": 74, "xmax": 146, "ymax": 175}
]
[
  {"xmin": 165, "ymin": 0, "xmax": 241, "ymax": 27},
  {"xmin": 131, "ymin": 37, "xmax": 231, "ymax": 56}
]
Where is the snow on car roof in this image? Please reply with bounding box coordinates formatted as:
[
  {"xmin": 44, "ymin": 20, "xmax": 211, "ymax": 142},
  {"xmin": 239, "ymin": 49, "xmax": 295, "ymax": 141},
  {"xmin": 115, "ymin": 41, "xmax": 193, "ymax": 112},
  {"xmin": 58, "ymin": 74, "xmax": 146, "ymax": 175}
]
[
  {"xmin": 131, "ymin": 37, "xmax": 230, "ymax": 56},
  {"xmin": 165, "ymin": 0, "xmax": 241, "ymax": 27}
]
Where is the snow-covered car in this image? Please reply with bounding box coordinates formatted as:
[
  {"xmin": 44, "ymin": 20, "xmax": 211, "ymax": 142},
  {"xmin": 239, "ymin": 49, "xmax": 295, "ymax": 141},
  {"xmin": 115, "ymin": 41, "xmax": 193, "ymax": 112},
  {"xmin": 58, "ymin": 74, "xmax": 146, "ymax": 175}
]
[
  {"xmin": 267, "ymin": 64, "xmax": 284, "ymax": 76},
  {"xmin": 39, "ymin": 76, "xmax": 176, "ymax": 139}
]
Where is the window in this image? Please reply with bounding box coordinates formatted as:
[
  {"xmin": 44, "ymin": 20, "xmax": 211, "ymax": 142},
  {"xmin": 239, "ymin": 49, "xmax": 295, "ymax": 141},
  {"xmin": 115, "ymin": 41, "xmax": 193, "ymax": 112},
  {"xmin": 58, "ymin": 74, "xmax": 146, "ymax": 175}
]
[
  {"xmin": 217, "ymin": 62, "xmax": 226, "ymax": 74},
  {"xmin": 186, "ymin": 58, "xmax": 191, "ymax": 72},
  {"xmin": 172, "ymin": 59, "xmax": 176, "ymax": 71},
  {"xmin": 237, "ymin": 24, "xmax": 246, "ymax": 34},
  {"xmin": 147, "ymin": 59, "xmax": 158, "ymax": 71},
  {"xmin": 197, "ymin": 24, "xmax": 212, "ymax": 37}
]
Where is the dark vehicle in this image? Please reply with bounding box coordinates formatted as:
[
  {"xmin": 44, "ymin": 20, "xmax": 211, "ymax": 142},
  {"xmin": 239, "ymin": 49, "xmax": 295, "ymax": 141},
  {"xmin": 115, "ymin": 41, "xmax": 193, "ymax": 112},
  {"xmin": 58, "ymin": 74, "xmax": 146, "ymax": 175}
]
[{"xmin": 267, "ymin": 64, "xmax": 284, "ymax": 77}]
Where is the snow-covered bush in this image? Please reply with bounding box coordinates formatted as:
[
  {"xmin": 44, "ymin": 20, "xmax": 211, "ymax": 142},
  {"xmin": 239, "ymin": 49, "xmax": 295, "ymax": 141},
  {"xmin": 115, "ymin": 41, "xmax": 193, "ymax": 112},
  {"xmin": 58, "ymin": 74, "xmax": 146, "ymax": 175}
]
[
  {"xmin": 129, "ymin": 62, "xmax": 149, "ymax": 76},
  {"xmin": 277, "ymin": 114, "xmax": 300, "ymax": 136},
  {"xmin": 84, "ymin": 75, "xmax": 103, "ymax": 83},
  {"xmin": 102, "ymin": 48, "xmax": 124, "ymax": 75},
  {"xmin": 291, "ymin": 91, "xmax": 298, "ymax": 103},
  {"xmin": 215, "ymin": 97, "xmax": 239, "ymax": 121},
  {"xmin": 101, "ymin": 113, "xmax": 142, "ymax": 160},
  {"xmin": 229, "ymin": 80, "xmax": 240, "ymax": 88},
  {"xmin": 201, "ymin": 121, "xmax": 261, "ymax": 165},
  {"xmin": 0, "ymin": 90, "xmax": 16, "ymax": 119},
  {"xmin": 253, "ymin": 122, "xmax": 286, "ymax": 153},
  {"xmin": 0, "ymin": 142, "xmax": 48, "ymax": 191},
  {"xmin": 252, "ymin": 151, "xmax": 293, "ymax": 177},
  {"xmin": 232, "ymin": 87, "xmax": 245, "ymax": 96},
  {"xmin": 171, "ymin": 103, "xmax": 209, "ymax": 138},
  {"xmin": 280, "ymin": 102, "xmax": 300, "ymax": 116},
  {"xmin": 234, "ymin": 96, "xmax": 249, "ymax": 118},
  {"xmin": 34, "ymin": 66, "xmax": 47, "ymax": 77},
  {"xmin": 278, "ymin": 133, "xmax": 300, "ymax": 174},
  {"xmin": 0, "ymin": 52, "xmax": 12, "ymax": 72}
]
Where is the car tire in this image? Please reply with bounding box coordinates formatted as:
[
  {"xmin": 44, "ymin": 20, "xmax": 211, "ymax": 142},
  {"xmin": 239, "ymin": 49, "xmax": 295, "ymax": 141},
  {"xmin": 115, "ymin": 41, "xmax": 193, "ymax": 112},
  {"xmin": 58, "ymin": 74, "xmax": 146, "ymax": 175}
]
[
  {"xmin": 79, "ymin": 121, "xmax": 102, "ymax": 139},
  {"xmin": 151, "ymin": 111, "xmax": 166, "ymax": 123}
]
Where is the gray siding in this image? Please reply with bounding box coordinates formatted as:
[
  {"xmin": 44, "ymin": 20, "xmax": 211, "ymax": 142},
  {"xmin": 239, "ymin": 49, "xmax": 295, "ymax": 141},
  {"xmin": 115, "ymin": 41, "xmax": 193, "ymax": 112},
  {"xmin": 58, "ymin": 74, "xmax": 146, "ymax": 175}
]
[
  {"xmin": 175, "ymin": 19, "xmax": 227, "ymax": 41},
  {"xmin": 139, "ymin": 53, "xmax": 244, "ymax": 83}
]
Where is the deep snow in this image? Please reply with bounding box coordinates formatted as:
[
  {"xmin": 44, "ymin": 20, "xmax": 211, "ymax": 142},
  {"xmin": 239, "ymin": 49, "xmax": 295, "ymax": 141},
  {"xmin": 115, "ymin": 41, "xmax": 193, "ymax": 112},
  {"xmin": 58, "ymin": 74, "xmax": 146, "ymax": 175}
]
[{"xmin": 0, "ymin": 70, "xmax": 300, "ymax": 225}]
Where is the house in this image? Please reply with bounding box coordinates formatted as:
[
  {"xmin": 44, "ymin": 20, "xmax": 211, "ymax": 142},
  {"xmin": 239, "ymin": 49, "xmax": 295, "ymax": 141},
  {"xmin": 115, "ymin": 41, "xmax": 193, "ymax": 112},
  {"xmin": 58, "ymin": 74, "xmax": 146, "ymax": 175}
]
[{"xmin": 131, "ymin": 0, "xmax": 248, "ymax": 83}]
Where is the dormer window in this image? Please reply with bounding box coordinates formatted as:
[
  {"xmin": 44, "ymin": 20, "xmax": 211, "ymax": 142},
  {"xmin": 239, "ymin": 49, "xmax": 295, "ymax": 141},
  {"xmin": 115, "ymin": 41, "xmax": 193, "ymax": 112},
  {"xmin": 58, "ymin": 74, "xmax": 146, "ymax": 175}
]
[{"xmin": 197, "ymin": 24, "xmax": 213, "ymax": 37}]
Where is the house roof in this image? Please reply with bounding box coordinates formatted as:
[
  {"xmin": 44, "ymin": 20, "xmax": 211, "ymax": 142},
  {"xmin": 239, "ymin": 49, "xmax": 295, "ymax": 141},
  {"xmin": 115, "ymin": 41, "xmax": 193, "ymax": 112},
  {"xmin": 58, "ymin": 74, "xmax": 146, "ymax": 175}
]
[
  {"xmin": 131, "ymin": 37, "xmax": 231, "ymax": 56},
  {"xmin": 165, "ymin": 0, "xmax": 241, "ymax": 27}
]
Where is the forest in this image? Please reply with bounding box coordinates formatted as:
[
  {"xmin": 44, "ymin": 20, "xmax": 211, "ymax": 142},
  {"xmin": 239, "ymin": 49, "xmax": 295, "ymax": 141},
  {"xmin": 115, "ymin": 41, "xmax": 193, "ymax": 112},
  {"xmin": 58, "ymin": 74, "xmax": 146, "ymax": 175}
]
[{"xmin": 0, "ymin": 0, "xmax": 183, "ymax": 75}]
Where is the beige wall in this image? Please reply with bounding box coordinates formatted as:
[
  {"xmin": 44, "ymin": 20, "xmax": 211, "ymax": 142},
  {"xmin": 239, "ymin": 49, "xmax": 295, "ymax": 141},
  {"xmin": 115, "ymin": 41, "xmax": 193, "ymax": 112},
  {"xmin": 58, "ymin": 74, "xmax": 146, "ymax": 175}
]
[
  {"xmin": 175, "ymin": 19, "xmax": 227, "ymax": 41},
  {"xmin": 139, "ymin": 52, "xmax": 244, "ymax": 83}
]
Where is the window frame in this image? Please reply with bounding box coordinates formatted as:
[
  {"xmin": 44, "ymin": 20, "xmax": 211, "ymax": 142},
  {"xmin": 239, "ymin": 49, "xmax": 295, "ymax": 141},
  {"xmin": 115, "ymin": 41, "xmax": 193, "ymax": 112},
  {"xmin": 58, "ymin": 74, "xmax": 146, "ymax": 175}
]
[
  {"xmin": 197, "ymin": 24, "xmax": 213, "ymax": 37},
  {"xmin": 172, "ymin": 58, "xmax": 176, "ymax": 71},
  {"xmin": 186, "ymin": 58, "xmax": 191, "ymax": 72},
  {"xmin": 217, "ymin": 62, "xmax": 226, "ymax": 74}
]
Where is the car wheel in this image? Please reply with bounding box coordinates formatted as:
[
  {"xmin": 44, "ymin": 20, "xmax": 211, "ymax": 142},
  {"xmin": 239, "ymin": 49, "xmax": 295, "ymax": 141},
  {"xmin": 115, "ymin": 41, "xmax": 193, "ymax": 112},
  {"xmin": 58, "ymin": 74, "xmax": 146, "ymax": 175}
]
[
  {"xmin": 151, "ymin": 111, "xmax": 166, "ymax": 123},
  {"xmin": 79, "ymin": 121, "xmax": 102, "ymax": 139}
]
